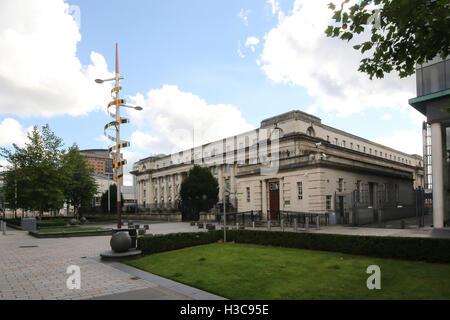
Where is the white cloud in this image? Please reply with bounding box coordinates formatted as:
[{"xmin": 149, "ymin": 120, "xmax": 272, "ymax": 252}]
[
  {"xmin": 237, "ymin": 9, "xmax": 252, "ymax": 27},
  {"xmin": 121, "ymin": 149, "xmax": 144, "ymax": 186},
  {"xmin": 0, "ymin": 159, "xmax": 9, "ymax": 170},
  {"xmin": 0, "ymin": 118, "xmax": 33, "ymax": 147},
  {"xmin": 0, "ymin": 0, "xmax": 112, "ymax": 117},
  {"xmin": 267, "ymin": 0, "xmax": 281, "ymax": 15},
  {"xmin": 245, "ymin": 37, "xmax": 260, "ymax": 53},
  {"xmin": 128, "ymin": 85, "xmax": 254, "ymax": 155},
  {"xmin": 373, "ymin": 130, "xmax": 423, "ymax": 155},
  {"xmin": 260, "ymin": 0, "xmax": 417, "ymax": 118},
  {"xmin": 237, "ymin": 40, "xmax": 245, "ymax": 58},
  {"xmin": 381, "ymin": 114, "xmax": 391, "ymax": 121}
]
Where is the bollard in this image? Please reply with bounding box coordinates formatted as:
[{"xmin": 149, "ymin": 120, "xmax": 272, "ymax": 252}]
[
  {"xmin": 252, "ymin": 221, "xmax": 255, "ymax": 230},
  {"xmin": 236, "ymin": 222, "xmax": 239, "ymax": 230},
  {"xmin": 316, "ymin": 215, "xmax": 320, "ymax": 229},
  {"xmin": 267, "ymin": 220, "xmax": 271, "ymax": 231},
  {"xmin": 281, "ymin": 219, "xmax": 284, "ymax": 232},
  {"xmin": 2, "ymin": 221, "xmax": 5, "ymax": 235},
  {"xmin": 305, "ymin": 217, "xmax": 309, "ymax": 232},
  {"xmin": 294, "ymin": 218, "xmax": 298, "ymax": 232}
]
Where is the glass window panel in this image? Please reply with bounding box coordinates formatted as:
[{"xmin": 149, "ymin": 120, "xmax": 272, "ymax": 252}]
[
  {"xmin": 422, "ymin": 62, "xmax": 446, "ymax": 95},
  {"xmin": 416, "ymin": 68, "xmax": 423, "ymax": 96}
]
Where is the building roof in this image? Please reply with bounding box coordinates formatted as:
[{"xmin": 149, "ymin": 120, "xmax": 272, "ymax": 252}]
[{"xmin": 80, "ymin": 149, "xmax": 110, "ymax": 156}]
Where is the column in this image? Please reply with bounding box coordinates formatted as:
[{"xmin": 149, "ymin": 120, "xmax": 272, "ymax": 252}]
[
  {"xmin": 139, "ymin": 180, "xmax": 144, "ymax": 206},
  {"xmin": 431, "ymin": 122, "xmax": 444, "ymax": 228},
  {"xmin": 158, "ymin": 177, "xmax": 162, "ymax": 207},
  {"xmin": 148, "ymin": 177, "xmax": 154, "ymax": 208},
  {"xmin": 261, "ymin": 179, "xmax": 267, "ymax": 217},
  {"xmin": 230, "ymin": 164, "xmax": 237, "ymax": 208},
  {"xmin": 171, "ymin": 174, "xmax": 176, "ymax": 208},
  {"xmin": 279, "ymin": 178, "xmax": 284, "ymax": 211},
  {"xmin": 163, "ymin": 176, "xmax": 168, "ymax": 208},
  {"xmin": 218, "ymin": 165, "xmax": 224, "ymax": 202}
]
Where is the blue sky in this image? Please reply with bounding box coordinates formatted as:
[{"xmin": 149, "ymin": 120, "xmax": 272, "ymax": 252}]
[{"xmin": 0, "ymin": 0, "xmax": 425, "ymax": 184}]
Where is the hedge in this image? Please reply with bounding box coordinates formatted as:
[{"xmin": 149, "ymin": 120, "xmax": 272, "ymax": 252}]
[
  {"xmin": 137, "ymin": 229, "xmax": 450, "ymax": 263},
  {"xmin": 137, "ymin": 231, "xmax": 222, "ymax": 255},
  {"xmin": 5, "ymin": 218, "xmax": 72, "ymax": 228}
]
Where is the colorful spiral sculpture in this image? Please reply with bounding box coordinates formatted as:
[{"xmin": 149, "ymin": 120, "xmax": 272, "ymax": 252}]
[
  {"xmin": 96, "ymin": 44, "xmax": 141, "ymax": 228},
  {"xmin": 103, "ymin": 43, "xmax": 129, "ymax": 182}
]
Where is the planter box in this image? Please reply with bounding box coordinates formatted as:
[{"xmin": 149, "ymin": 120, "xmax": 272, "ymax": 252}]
[{"xmin": 28, "ymin": 229, "xmax": 114, "ymax": 238}]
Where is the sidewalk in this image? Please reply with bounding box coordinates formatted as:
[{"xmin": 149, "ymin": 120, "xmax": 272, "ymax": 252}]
[{"xmin": 0, "ymin": 227, "xmax": 224, "ymax": 300}]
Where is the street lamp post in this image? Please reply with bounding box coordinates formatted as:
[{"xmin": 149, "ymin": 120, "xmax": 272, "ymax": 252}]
[{"xmin": 96, "ymin": 43, "xmax": 142, "ymax": 229}]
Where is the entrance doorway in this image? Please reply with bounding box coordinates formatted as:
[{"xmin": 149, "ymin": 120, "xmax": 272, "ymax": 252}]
[{"xmin": 269, "ymin": 182, "xmax": 280, "ymax": 220}]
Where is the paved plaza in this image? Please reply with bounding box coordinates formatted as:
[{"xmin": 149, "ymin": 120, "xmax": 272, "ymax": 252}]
[
  {"xmin": 0, "ymin": 222, "xmax": 219, "ymax": 300},
  {"xmin": 1, "ymin": 220, "xmax": 448, "ymax": 300}
]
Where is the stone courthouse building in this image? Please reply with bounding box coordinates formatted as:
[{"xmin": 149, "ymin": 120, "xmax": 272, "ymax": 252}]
[{"xmin": 131, "ymin": 110, "xmax": 424, "ymax": 222}]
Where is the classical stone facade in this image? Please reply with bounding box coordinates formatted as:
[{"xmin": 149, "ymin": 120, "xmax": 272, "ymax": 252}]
[{"xmin": 131, "ymin": 110, "xmax": 424, "ymax": 219}]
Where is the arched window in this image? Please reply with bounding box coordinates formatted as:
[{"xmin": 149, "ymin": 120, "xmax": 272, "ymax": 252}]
[{"xmin": 306, "ymin": 127, "xmax": 315, "ymax": 137}]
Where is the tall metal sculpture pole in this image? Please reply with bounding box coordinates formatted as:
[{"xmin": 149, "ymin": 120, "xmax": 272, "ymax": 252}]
[
  {"xmin": 96, "ymin": 43, "xmax": 142, "ymax": 229},
  {"xmin": 114, "ymin": 44, "xmax": 122, "ymax": 228}
]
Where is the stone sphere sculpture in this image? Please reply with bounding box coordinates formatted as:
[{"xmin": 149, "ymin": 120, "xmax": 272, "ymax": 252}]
[
  {"xmin": 70, "ymin": 218, "xmax": 77, "ymax": 225},
  {"xmin": 80, "ymin": 217, "xmax": 87, "ymax": 224},
  {"xmin": 110, "ymin": 232, "xmax": 131, "ymax": 253}
]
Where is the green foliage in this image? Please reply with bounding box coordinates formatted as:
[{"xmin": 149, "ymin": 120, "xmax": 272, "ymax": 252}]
[
  {"xmin": 180, "ymin": 165, "xmax": 219, "ymax": 221},
  {"xmin": 127, "ymin": 243, "xmax": 450, "ymax": 300},
  {"xmin": 61, "ymin": 145, "xmax": 98, "ymax": 218},
  {"xmin": 137, "ymin": 231, "xmax": 222, "ymax": 254},
  {"xmin": 0, "ymin": 125, "xmax": 99, "ymax": 217},
  {"xmin": 0, "ymin": 125, "xmax": 65, "ymax": 215},
  {"xmin": 225, "ymin": 230, "xmax": 450, "ymax": 263},
  {"xmin": 137, "ymin": 229, "xmax": 450, "ymax": 263},
  {"xmin": 325, "ymin": 0, "xmax": 450, "ymax": 79},
  {"xmin": 100, "ymin": 184, "xmax": 124, "ymax": 214}
]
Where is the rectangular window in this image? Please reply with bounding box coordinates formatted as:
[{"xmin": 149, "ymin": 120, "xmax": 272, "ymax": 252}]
[
  {"xmin": 350, "ymin": 142, "xmax": 353, "ymax": 149},
  {"xmin": 338, "ymin": 178, "xmax": 343, "ymax": 192},
  {"xmin": 297, "ymin": 182, "xmax": 303, "ymax": 200},
  {"xmin": 246, "ymin": 187, "xmax": 251, "ymax": 202},
  {"xmin": 334, "ymin": 138, "xmax": 338, "ymax": 145},
  {"xmin": 342, "ymin": 140, "xmax": 346, "ymax": 147},
  {"xmin": 326, "ymin": 195, "xmax": 332, "ymax": 210}
]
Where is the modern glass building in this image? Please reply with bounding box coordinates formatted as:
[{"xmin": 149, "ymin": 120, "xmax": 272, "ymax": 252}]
[{"xmin": 409, "ymin": 56, "xmax": 450, "ymax": 228}]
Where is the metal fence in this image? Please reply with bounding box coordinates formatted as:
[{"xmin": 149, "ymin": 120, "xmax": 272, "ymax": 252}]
[
  {"xmin": 344, "ymin": 188, "xmax": 429, "ymax": 228},
  {"xmin": 216, "ymin": 210, "xmax": 329, "ymax": 228}
]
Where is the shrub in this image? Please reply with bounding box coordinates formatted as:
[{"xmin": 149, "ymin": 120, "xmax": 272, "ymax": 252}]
[
  {"xmin": 137, "ymin": 229, "xmax": 450, "ymax": 263},
  {"xmin": 137, "ymin": 231, "xmax": 222, "ymax": 254},
  {"xmin": 225, "ymin": 230, "xmax": 450, "ymax": 263}
]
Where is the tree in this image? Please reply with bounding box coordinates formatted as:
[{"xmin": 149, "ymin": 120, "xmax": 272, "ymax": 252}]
[
  {"xmin": 180, "ymin": 165, "xmax": 218, "ymax": 221},
  {"xmin": 100, "ymin": 184, "xmax": 124, "ymax": 214},
  {"xmin": 0, "ymin": 125, "xmax": 65, "ymax": 217},
  {"xmin": 325, "ymin": 0, "xmax": 450, "ymax": 79},
  {"xmin": 61, "ymin": 145, "xmax": 98, "ymax": 219}
]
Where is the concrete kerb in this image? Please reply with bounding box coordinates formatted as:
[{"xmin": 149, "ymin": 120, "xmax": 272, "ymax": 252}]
[
  {"xmin": 28, "ymin": 229, "xmax": 114, "ymax": 238},
  {"xmin": 105, "ymin": 261, "xmax": 226, "ymax": 300}
]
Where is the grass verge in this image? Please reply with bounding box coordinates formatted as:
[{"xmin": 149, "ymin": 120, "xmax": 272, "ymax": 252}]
[{"xmin": 125, "ymin": 242, "xmax": 450, "ymax": 300}]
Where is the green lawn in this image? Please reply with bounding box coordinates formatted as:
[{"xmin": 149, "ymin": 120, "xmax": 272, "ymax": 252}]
[
  {"xmin": 125, "ymin": 243, "xmax": 450, "ymax": 300},
  {"xmin": 39, "ymin": 227, "xmax": 103, "ymax": 234}
]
